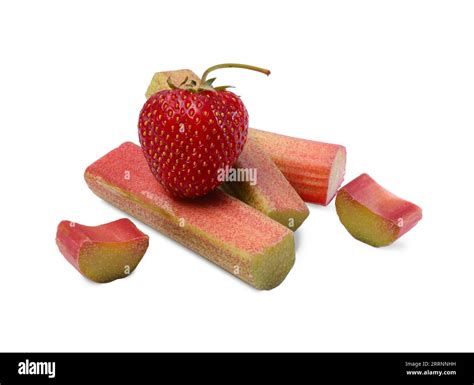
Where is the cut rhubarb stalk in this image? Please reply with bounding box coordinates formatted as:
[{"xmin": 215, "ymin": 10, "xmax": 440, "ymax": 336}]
[
  {"xmin": 222, "ymin": 137, "xmax": 309, "ymax": 230},
  {"xmin": 335, "ymin": 173, "xmax": 422, "ymax": 247},
  {"xmin": 84, "ymin": 142, "xmax": 295, "ymax": 290},
  {"xmin": 249, "ymin": 128, "xmax": 346, "ymax": 205},
  {"xmin": 145, "ymin": 69, "xmax": 200, "ymax": 99},
  {"xmin": 56, "ymin": 219, "xmax": 149, "ymax": 283}
]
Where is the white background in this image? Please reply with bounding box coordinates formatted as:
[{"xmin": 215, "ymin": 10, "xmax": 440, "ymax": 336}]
[{"xmin": 0, "ymin": 0, "xmax": 473, "ymax": 352}]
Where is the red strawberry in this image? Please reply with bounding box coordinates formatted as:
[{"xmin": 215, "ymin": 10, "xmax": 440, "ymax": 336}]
[{"xmin": 138, "ymin": 63, "xmax": 270, "ymax": 198}]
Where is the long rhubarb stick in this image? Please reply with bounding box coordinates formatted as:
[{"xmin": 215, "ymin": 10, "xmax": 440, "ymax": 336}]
[
  {"xmin": 335, "ymin": 173, "xmax": 422, "ymax": 247},
  {"xmin": 146, "ymin": 70, "xmax": 346, "ymax": 205},
  {"xmin": 84, "ymin": 142, "xmax": 295, "ymax": 290}
]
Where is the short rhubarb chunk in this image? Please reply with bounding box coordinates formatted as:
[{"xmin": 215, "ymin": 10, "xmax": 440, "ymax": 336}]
[
  {"xmin": 145, "ymin": 69, "xmax": 199, "ymax": 99},
  {"xmin": 56, "ymin": 219, "xmax": 149, "ymax": 283},
  {"xmin": 249, "ymin": 128, "xmax": 346, "ymax": 205},
  {"xmin": 222, "ymin": 137, "xmax": 309, "ymax": 230},
  {"xmin": 84, "ymin": 142, "xmax": 295, "ymax": 290},
  {"xmin": 335, "ymin": 174, "xmax": 422, "ymax": 247}
]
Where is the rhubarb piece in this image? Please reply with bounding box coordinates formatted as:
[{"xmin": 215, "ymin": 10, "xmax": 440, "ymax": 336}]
[
  {"xmin": 249, "ymin": 128, "xmax": 346, "ymax": 205},
  {"xmin": 145, "ymin": 69, "xmax": 200, "ymax": 99},
  {"xmin": 84, "ymin": 142, "xmax": 295, "ymax": 290},
  {"xmin": 56, "ymin": 219, "xmax": 149, "ymax": 283},
  {"xmin": 335, "ymin": 173, "xmax": 422, "ymax": 247},
  {"xmin": 222, "ymin": 137, "xmax": 309, "ymax": 230}
]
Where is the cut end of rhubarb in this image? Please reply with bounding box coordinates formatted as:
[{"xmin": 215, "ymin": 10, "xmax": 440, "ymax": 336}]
[
  {"xmin": 251, "ymin": 233, "xmax": 295, "ymax": 290},
  {"xmin": 145, "ymin": 69, "xmax": 200, "ymax": 99},
  {"xmin": 327, "ymin": 147, "xmax": 347, "ymax": 205},
  {"xmin": 56, "ymin": 219, "xmax": 149, "ymax": 283},
  {"xmin": 335, "ymin": 173, "xmax": 422, "ymax": 247}
]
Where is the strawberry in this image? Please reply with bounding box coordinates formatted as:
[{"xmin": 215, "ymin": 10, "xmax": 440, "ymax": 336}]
[{"xmin": 138, "ymin": 63, "xmax": 270, "ymax": 198}]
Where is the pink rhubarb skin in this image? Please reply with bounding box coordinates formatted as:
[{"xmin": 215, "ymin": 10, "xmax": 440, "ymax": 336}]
[
  {"xmin": 249, "ymin": 128, "xmax": 346, "ymax": 205},
  {"xmin": 335, "ymin": 173, "xmax": 422, "ymax": 247},
  {"xmin": 223, "ymin": 137, "xmax": 309, "ymax": 230},
  {"xmin": 84, "ymin": 142, "xmax": 295, "ymax": 290},
  {"xmin": 56, "ymin": 219, "xmax": 149, "ymax": 283}
]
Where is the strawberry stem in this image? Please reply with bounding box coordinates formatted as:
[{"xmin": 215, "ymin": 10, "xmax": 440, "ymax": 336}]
[{"xmin": 201, "ymin": 63, "xmax": 271, "ymax": 83}]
